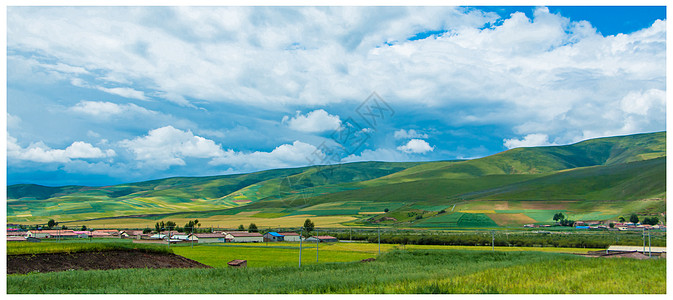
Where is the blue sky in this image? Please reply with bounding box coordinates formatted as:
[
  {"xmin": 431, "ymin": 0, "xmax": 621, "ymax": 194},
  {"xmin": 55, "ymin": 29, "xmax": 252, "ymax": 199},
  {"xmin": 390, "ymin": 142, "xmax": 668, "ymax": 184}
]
[{"xmin": 6, "ymin": 6, "xmax": 667, "ymax": 186}]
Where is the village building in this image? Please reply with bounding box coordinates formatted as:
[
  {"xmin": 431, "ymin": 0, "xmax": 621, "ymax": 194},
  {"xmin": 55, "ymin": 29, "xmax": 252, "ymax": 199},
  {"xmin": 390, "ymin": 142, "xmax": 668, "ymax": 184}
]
[
  {"xmin": 278, "ymin": 232, "xmax": 302, "ymax": 242},
  {"xmin": 149, "ymin": 233, "xmax": 168, "ymax": 240},
  {"xmin": 226, "ymin": 232, "xmax": 263, "ymax": 243},
  {"xmin": 263, "ymin": 232, "xmax": 284, "ymax": 242},
  {"xmin": 7, "ymin": 236, "xmax": 27, "ymax": 242},
  {"xmin": 72, "ymin": 231, "xmax": 89, "ymax": 238},
  {"xmin": 120, "ymin": 230, "xmax": 146, "ymax": 239},
  {"xmin": 7, "ymin": 230, "xmax": 27, "ymax": 237},
  {"xmin": 306, "ymin": 235, "xmax": 338, "ymax": 243},
  {"xmin": 194, "ymin": 233, "xmax": 229, "ymax": 243},
  {"xmin": 171, "ymin": 233, "xmax": 197, "ymax": 241},
  {"xmin": 93, "ymin": 229, "xmax": 120, "ymax": 236},
  {"xmin": 26, "ymin": 230, "xmax": 78, "ymax": 239}
]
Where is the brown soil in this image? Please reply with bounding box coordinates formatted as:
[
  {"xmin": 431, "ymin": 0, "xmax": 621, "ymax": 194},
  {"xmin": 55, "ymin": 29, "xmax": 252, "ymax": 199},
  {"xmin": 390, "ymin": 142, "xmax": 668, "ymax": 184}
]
[{"xmin": 7, "ymin": 250, "xmax": 211, "ymax": 274}]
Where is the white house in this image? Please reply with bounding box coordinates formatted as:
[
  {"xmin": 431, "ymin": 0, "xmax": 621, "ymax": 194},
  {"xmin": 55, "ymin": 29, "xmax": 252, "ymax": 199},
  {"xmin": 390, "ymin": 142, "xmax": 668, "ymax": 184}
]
[
  {"xmin": 194, "ymin": 233, "xmax": 228, "ymax": 243},
  {"xmin": 278, "ymin": 232, "xmax": 302, "ymax": 242},
  {"xmin": 171, "ymin": 234, "xmax": 197, "ymax": 241},
  {"xmin": 227, "ymin": 232, "xmax": 263, "ymax": 243}
]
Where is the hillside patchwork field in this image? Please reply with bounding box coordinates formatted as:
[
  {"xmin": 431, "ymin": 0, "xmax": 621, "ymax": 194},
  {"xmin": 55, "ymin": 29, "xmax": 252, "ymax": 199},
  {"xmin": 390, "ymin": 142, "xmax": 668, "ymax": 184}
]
[{"xmin": 7, "ymin": 132, "xmax": 666, "ymax": 228}]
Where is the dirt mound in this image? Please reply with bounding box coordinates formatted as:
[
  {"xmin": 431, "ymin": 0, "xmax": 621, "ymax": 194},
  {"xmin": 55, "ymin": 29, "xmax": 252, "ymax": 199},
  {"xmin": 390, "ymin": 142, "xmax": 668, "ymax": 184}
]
[{"xmin": 7, "ymin": 250, "xmax": 211, "ymax": 274}]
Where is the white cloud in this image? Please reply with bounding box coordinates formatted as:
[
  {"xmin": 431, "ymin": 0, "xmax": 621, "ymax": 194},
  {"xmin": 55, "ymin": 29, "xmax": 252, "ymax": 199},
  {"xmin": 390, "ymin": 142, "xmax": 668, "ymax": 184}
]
[
  {"xmin": 96, "ymin": 86, "xmax": 148, "ymax": 101},
  {"xmin": 284, "ymin": 109, "xmax": 342, "ymax": 133},
  {"xmin": 42, "ymin": 62, "xmax": 89, "ymax": 75},
  {"xmin": 394, "ymin": 129, "xmax": 428, "ymax": 139},
  {"xmin": 70, "ymin": 100, "xmax": 156, "ymax": 117},
  {"xmin": 8, "ymin": 7, "xmax": 663, "ymax": 146},
  {"xmin": 120, "ymin": 126, "xmax": 225, "ymax": 169},
  {"xmin": 620, "ymin": 89, "xmax": 665, "ymax": 116},
  {"xmin": 7, "ymin": 136, "xmax": 115, "ymax": 163},
  {"xmin": 6, "ymin": 7, "xmax": 667, "ymax": 174},
  {"xmin": 210, "ymin": 140, "xmax": 321, "ymax": 170},
  {"xmin": 7, "ymin": 113, "xmax": 21, "ymax": 128},
  {"xmin": 397, "ymin": 139, "xmax": 435, "ymax": 154},
  {"xmin": 503, "ymin": 133, "xmax": 555, "ymax": 149}
]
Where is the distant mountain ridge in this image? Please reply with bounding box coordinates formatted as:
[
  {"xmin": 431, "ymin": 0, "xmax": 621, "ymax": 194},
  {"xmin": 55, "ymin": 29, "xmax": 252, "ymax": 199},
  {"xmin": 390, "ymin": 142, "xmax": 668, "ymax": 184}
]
[{"xmin": 7, "ymin": 131, "xmax": 666, "ymax": 226}]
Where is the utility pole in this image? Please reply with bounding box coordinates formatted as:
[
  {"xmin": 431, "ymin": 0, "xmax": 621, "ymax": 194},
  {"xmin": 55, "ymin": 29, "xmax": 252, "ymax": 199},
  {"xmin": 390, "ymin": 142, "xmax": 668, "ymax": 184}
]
[
  {"xmin": 299, "ymin": 227, "xmax": 303, "ymax": 268},
  {"xmin": 648, "ymin": 230, "xmax": 652, "ymax": 258},
  {"xmin": 316, "ymin": 229, "xmax": 319, "ymax": 263},
  {"xmin": 642, "ymin": 228, "xmax": 646, "ymax": 253}
]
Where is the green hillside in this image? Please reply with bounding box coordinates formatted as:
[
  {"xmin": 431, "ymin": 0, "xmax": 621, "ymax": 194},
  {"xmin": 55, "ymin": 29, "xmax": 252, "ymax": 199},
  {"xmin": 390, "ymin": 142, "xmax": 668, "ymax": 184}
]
[{"xmin": 7, "ymin": 131, "xmax": 666, "ymax": 227}]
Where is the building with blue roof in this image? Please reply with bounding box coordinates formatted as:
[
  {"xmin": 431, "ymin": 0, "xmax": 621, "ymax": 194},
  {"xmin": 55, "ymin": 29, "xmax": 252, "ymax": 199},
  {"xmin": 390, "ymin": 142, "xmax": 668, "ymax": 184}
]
[{"xmin": 263, "ymin": 231, "xmax": 284, "ymax": 242}]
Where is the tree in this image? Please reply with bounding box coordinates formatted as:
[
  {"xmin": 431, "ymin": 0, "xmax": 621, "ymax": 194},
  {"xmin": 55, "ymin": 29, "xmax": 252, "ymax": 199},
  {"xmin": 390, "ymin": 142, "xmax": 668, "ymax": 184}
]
[
  {"xmin": 642, "ymin": 217, "xmax": 659, "ymax": 226},
  {"xmin": 47, "ymin": 219, "xmax": 58, "ymax": 229},
  {"xmin": 237, "ymin": 224, "xmax": 245, "ymax": 231},
  {"xmin": 629, "ymin": 214, "xmax": 639, "ymax": 224},
  {"xmin": 618, "ymin": 216, "xmax": 626, "ymax": 223},
  {"xmin": 609, "ymin": 223, "xmax": 615, "ymax": 228},
  {"xmin": 248, "ymin": 223, "xmax": 258, "ymax": 233},
  {"xmin": 303, "ymin": 219, "xmax": 315, "ymax": 232},
  {"xmin": 384, "ymin": 208, "xmax": 389, "ymax": 213},
  {"xmin": 80, "ymin": 225, "xmax": 87, "ymax": 231},
  {"xmin": 553, "ymin": 212, "xmax": 565, "ymax": 223},
  {"xmin": 165, "ymin": 221, "xmax": 177, "ymax": 231},
  {"xmin": 184, "ymin": 219, "xmax": 200, "ymax": 233},
  {"xmin": 155, "ymin": 221, "xmax": 165, "ymax": 232},
  {"xmin": 143, "ymin": 228, "xmax": 152, "ymax": 234}
]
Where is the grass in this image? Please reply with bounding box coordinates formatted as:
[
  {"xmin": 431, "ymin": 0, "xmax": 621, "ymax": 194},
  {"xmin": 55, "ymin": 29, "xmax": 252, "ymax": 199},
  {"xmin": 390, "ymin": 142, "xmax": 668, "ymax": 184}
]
[
  {"xmin": 7, "ymin": 249, "xmax": 665, "ymax": 294},
  {"xmin": 171, "ymin": 242, "xmax": 385, "ymax": 268},
  {"xmin": 7, "ymin": 240, "xmax": 169, "ymax": 255}
]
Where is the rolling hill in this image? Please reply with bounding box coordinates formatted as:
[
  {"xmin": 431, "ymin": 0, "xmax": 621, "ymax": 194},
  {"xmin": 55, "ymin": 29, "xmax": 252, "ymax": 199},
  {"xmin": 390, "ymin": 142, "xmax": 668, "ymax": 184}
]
[{"xmin": 7, "ymin": 131, "xmax": 666, "ymax": 228}]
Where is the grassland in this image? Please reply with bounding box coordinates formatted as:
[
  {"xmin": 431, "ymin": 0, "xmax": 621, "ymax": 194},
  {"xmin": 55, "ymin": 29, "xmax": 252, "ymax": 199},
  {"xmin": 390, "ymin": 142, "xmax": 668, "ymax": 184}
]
[
  {"xmin": 7, "ymin": 249, "xmax": 665, "ymax": 294},
  {"xmin": 8, "ymin": 131, "xmax": 667, "ymax": 229}
]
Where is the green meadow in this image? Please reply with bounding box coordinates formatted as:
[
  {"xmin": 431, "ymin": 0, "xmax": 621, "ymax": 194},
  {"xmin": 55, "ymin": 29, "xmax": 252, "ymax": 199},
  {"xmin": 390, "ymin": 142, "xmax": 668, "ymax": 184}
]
[{"xmin": 7, "ymin": 248, "xmax": 665, "ymax": 294}]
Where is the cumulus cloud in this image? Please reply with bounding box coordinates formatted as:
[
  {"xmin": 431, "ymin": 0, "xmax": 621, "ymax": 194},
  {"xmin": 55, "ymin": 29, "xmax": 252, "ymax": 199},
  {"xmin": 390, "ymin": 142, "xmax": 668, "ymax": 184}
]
[
  {"xmin": 7, "ymin": 7, "xmax": 664, "ymax": 143},
  {"xmin": 394, "ymin": 129, "xmax": 429, "ymax": 139},
  {"xmin": 7, "ymin": 136, "xmax": 115, "ymax": 163},
  {"xmin": 397, "ymin": 139, "xmax": 435, "ymax": 154},
  {"xmin": 70, "ymin": 100, "xmax": 156, "ymax": 117},
  {"xmin": 503, "ymin": 133, "xmax": 556, "ymax": 149},
  {"xmin": 120, "ymin": 126, "xmax": 225, "ymax": 169},
  {"xmin": 620, "ymin": 89, "xmax": 665, "ymax": 116},
  {"xmin": 210, "ymin": 140, "xmax": 321, "ymax": 170},
  {"xmin": 284, "ymin": 109, "xmax": 342, "ymax": 133}
]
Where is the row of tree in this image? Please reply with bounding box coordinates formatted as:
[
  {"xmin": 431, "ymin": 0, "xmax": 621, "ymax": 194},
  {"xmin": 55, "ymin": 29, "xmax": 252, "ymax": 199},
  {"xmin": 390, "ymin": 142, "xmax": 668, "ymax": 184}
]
[
  {"xmin": 553, "ymin": 212, "xmax": 661, "ymax": 226},
  {"xmin": 618, "ymin": 214, "xmax": 660, "ymax": 225}
]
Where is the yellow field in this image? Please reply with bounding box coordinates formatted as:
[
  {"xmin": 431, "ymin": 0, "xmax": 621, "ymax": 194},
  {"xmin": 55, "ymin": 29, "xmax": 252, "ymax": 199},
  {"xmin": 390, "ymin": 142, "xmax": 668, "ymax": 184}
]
[{"xmin": 68, "ymin": 214, "xmax": 358, "ymax": 229}]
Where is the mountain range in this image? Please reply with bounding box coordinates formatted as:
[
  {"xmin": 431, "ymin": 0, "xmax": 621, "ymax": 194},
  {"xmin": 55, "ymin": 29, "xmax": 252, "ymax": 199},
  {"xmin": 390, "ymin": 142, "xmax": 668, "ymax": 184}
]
[{"xmin": 7, "ymin": 131, "xmax": 666, "ymax": 228}]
